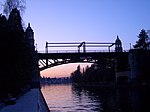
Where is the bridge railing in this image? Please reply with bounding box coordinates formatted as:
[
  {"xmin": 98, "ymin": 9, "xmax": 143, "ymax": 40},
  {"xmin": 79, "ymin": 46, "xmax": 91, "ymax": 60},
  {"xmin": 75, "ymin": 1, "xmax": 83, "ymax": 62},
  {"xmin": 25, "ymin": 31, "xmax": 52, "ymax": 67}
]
[{"xmin": 37, "ymin": 50, "xmax": 121, "ymax": 53}]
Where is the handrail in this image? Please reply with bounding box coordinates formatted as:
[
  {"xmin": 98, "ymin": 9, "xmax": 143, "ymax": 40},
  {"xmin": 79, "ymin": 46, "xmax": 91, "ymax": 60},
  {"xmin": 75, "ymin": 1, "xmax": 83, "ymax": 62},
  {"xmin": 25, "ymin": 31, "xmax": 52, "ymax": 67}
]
[
  {"xmin": 37, "ymin": 50, "xmax": 129, "ymax": 53},
  {"xmin": 45, "ymin": 42, "xmax": 116, "ymax": 53}
]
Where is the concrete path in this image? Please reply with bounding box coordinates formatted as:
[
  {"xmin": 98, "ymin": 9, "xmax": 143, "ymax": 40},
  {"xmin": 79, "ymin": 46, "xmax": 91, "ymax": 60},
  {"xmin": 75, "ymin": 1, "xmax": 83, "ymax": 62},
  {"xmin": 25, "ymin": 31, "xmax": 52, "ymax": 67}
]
[{"xmin": 0, "ymin": 89, "xmax": 39, "ymax": 112}]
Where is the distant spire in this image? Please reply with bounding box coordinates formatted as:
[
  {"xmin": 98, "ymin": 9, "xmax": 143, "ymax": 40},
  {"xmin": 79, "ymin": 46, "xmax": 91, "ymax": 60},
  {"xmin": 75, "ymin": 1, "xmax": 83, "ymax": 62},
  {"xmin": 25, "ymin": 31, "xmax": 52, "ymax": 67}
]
[
  {"xmin": 117, "ymin": 35, "xmax": 119, "ymax": 39},
  {"xmin": 116, "ymin": 35, "xmax": 121, "ymax": 43},
  {"xmin": 26, "ymin": 22, "xmax": 33, "ymax": 31},
  {"xmin": 28, "ymin": 23, "xmax": 30, "ymax": 27}
]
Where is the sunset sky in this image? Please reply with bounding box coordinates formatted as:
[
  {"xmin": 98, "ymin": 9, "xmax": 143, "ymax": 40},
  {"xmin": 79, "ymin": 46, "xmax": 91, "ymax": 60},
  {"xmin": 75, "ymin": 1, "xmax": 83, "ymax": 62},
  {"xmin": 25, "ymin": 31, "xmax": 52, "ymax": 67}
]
[
  {"xmin": 40, "ymin": 63, "xmax": 92, "ymax": 78},
  {"xmin": 2, "ymin": 0, "xmax": 150, "ymax": 78}
]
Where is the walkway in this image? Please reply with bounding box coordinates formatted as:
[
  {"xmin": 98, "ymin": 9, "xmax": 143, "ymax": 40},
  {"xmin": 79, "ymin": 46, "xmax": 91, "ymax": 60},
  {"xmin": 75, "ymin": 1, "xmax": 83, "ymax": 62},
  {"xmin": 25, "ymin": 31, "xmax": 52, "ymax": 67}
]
[{"xmin": 0, "ymin": 89, "xmax": 50, "ymax": 112}]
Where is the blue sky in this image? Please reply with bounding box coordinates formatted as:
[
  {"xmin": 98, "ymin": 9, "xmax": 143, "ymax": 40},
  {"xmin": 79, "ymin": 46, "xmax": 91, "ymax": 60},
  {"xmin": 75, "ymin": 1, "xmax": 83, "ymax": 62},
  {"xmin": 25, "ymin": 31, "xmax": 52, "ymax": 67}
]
[{"xmin": 23, "ymin": 0, "xmax": 150, "ymax": 52}]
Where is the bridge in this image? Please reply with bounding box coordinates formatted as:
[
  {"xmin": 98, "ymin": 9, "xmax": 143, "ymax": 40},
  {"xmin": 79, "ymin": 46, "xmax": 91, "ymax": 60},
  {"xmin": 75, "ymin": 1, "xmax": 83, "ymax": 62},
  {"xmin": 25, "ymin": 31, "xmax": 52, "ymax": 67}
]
[{"xmin": 37, "ymin": 37, "xmax": 129, "ymax": 71}]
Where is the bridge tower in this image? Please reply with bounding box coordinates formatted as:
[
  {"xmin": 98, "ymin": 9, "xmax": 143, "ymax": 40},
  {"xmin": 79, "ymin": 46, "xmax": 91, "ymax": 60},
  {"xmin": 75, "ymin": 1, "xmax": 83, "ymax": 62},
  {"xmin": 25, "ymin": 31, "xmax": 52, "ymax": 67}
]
[
  {"xmin": 25, "ymin": 23, "xmax": 40, "ymax": 88},
  {"xmin": 115, "ymin": 36, "xmax": 123, "ymax": 52},
  {"xmin": 25, "ymin": 23, "xmax": 35, "ymax": 50},
  {"xmin": 114, "ymin": 36, "xmax": 129, "ymax": 83}
]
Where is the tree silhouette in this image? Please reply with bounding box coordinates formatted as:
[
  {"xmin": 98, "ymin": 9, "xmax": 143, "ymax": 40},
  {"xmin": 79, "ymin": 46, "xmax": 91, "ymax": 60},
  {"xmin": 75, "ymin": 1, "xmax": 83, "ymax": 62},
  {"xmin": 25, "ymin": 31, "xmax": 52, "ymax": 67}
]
[
  {"xmin": 6, "ymin": 8, "xmax": 29, "ymax": 94},
  {"xmin": 71, "ymin": 63, "xmax": 115, "ymax": 83},
  {"xmin": 0, "ymin": 14, "xmax": 9, "ymax": 99},
  {"xmin": 0, "ymin": 8, "xmax": 38, "ymax": 100},
  {"xmin": 71, "ymin": 65, "xmax": 82, "ymax": 82},
  {"xmin": 133, "ymin": 29, "xmax": 149, "ymax": 50}
]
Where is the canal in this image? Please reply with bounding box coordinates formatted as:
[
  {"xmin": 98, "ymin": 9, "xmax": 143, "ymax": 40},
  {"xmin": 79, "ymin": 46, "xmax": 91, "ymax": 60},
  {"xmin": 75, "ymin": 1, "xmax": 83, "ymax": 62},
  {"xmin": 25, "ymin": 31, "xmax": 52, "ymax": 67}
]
[{"xmin": 41, "ymin": 84, "xmax": 150, "ymax": 112}]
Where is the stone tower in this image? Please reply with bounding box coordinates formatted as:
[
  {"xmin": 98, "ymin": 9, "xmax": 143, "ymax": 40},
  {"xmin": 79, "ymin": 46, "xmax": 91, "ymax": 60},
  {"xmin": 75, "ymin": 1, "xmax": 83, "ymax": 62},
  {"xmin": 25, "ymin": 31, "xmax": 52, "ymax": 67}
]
[
  {"xmin": 25, "ymin": 23, "xmax": 35, "ymax": 49},
  {"xmin": 115, "ymin": 36, "xmax": 123, "ymax": 52},
  {"xmin": 25, "ymin": 23, "xmax": 40, "ymax": 88}
]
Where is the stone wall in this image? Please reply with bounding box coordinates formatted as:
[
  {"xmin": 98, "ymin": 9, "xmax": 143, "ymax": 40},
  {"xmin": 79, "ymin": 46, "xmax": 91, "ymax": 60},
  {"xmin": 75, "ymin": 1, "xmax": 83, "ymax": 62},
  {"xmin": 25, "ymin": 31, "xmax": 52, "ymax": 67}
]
[{"xmin": 129, "ymin": 49, "xmax": 150, "ymax": 81}]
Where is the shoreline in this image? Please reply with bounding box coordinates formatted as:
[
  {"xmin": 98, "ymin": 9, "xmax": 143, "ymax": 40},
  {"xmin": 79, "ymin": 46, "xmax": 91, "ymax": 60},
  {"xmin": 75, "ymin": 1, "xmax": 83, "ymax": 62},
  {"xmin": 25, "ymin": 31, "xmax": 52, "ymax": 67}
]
[{"xmin": 71, "ymin": 80, "xmax": 150, "ymax": 88}]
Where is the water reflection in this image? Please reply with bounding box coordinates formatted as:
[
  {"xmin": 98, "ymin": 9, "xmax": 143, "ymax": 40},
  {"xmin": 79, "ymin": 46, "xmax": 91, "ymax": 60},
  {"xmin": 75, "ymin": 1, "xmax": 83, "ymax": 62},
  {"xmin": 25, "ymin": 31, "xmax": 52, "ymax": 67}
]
[
  {"xmin": 71, "ymin": 85, "xmax": 102, "ymax": 111},
  {"xmin": 41, "ymin": 84, "xmax": 150, "ymax": 112}
]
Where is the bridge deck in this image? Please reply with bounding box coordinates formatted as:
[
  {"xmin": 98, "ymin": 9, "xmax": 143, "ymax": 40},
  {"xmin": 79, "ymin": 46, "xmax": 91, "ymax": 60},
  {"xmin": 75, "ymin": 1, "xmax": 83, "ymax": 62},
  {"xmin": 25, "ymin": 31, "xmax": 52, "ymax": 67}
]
[
  {"xmin": 38, "ymin": 52, "xmax": 129, "ymax": 71},
  {"xmin": 38, "ymin": 52, "xmax": 128, "ymax": 59}
]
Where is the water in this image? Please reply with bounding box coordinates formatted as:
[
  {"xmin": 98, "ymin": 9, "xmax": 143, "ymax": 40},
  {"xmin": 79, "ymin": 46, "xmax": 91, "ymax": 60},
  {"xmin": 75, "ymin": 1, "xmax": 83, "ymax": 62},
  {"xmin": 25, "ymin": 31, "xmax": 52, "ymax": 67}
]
[{"xmin": 41, "ymin": 84, "xmax": 150, "ymax": 112}]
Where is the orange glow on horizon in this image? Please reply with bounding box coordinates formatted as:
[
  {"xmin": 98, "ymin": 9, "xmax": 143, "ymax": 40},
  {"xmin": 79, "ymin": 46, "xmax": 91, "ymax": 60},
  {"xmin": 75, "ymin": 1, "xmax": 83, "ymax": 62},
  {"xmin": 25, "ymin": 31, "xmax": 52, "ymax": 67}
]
[{"xmin": 40, "ymin": 63, "xmax": 92, "ymax": 78}]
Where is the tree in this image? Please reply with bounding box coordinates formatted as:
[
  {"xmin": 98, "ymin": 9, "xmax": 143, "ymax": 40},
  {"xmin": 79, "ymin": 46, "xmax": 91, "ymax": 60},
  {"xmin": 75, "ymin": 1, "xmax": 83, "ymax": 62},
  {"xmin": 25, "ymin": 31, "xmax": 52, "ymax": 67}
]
[
  {"xmin": 0, "ymin": 14, "xmax": 9, "ymax": 99},
  {"xmin": 2, "ymin": 0, "xmax": 26, "ymax": 17},
  {"xmin": 8, "ymin": 8, "xmax": 23, "ymax": 30},
  {"xmin": 0, "ymin": 8, "xmax": 34, "ymax": 96},
  {"xmin": 133, "ymin": 29, "xmax": 149, "ymax": 50},
  {"xmin": 0, "ymin": 7, "xmax": 39, "ymax": 100},
  {"xmin": 71, "ymin": 65, "xmax": 82, "ymax": 82}
]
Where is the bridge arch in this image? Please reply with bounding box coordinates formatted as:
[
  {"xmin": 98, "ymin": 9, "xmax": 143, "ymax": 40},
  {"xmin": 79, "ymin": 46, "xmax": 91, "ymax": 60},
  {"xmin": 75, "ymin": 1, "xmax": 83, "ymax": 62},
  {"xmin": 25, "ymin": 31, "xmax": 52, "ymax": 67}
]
[
  {"xmin": 39, "ymin": 60, "xmax": 94, "ymax": 71},
  {"xmin": 40, "ymin": 62, "xmax": 93, "ymax": 78},
  {"xmin": 38, "ymin": 52, "xmax": 120, "ymax": 71}
]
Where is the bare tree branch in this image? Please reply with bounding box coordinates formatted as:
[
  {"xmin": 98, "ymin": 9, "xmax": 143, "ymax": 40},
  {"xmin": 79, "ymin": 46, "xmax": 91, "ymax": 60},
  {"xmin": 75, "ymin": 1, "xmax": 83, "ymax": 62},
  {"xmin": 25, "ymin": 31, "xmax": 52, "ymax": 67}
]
[{"xmin": 2, "ymin": 0, "xmax": 26, "ymax": 17}]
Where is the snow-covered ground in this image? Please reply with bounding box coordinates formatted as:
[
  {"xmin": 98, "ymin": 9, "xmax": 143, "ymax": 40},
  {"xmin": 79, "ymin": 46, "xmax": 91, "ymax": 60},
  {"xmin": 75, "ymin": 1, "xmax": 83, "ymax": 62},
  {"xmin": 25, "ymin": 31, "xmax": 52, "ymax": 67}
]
[{"xmin": 0, "ymin": 89, "xmax": 49, "ymax": 112}]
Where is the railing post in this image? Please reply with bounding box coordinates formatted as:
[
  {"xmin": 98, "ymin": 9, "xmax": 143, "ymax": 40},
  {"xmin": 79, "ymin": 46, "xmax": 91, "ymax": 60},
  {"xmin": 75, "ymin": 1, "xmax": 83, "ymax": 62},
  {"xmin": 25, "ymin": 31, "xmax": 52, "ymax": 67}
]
[
  {"xmin": 45, "ymin": 42, "xmax": 48, "ymax": 67},
  {"xmin": 45, "ymin": 42, "xmax": 48, "ymax": 53},
  {"xmin": 108, "ymin": 46, "xmax": 110, "ymax": 52},
  {"xmin": 78, "ymin": 47, "xmax": 80, "ymax": 53},
  {"xmin": 83, "ymin": 42, "xmax": 86, "ymax": 53}
]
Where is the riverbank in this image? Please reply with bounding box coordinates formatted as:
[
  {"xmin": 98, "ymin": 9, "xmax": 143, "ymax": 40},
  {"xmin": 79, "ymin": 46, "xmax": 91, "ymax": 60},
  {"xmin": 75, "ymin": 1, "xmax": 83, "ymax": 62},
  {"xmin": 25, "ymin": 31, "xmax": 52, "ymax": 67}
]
[
  {"xmin": 72, "ymin": 80, "xmax": 150, "ymax": 88},
  {"xmin": 0, "ymin": 88, "xmax": 50, "ymax": 112}
]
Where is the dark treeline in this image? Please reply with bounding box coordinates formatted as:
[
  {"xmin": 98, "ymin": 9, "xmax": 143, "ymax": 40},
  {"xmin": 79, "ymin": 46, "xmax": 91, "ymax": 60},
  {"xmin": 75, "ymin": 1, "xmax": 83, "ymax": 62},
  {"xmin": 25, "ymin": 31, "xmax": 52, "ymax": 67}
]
[
  {"xmin": 71, "ymin": 63, "xmax": 115, "ymax": 83},
  {"xmin": 0, "ymin": 8, "xmax": 37, "ymax": 101},
  {"xmin": 41, "ymin": 77, "xmax": 72, "ymax": 84}
]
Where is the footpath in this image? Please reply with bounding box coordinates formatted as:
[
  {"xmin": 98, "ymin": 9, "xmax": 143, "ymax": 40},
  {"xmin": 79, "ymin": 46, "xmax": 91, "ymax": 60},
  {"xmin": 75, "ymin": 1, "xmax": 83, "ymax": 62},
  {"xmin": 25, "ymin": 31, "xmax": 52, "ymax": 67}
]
[{"xmin": 0, "ymin": 89, "xmax": 50, "ymax": 112}]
